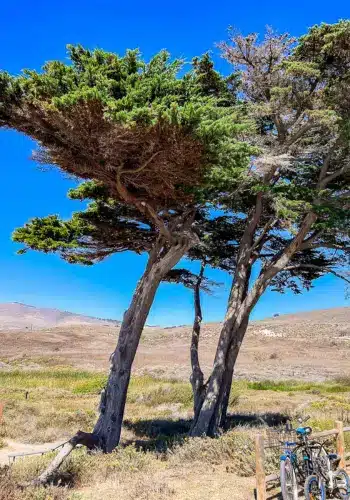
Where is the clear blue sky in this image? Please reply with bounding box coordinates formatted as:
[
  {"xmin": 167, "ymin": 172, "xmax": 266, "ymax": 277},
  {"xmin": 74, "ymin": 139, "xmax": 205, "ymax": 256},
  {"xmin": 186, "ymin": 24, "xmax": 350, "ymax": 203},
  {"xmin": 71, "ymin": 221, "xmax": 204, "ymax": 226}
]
[{"xmin": 0, "ymin": 1, "xmax": 348, "ymax": 325}]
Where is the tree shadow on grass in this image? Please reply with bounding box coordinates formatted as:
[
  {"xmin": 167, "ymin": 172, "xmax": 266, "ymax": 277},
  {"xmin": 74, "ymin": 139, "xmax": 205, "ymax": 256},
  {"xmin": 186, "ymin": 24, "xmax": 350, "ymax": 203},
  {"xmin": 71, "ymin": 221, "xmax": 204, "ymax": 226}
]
[
  {"xmin": 224, "ymin": 411, "xmax": 289, "ymax": 430},
  {"xmin": 123, "ymin": 411, "xmax": 289, "ymax": 452},
  {"xmin": 123, "ymin": 417, "xmax": 192, "ymax": 452}
]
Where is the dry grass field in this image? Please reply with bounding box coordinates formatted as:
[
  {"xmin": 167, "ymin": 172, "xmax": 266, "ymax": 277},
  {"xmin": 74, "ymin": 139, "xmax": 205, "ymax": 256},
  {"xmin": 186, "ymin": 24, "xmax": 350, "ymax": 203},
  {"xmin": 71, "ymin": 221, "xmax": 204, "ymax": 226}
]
[
  {"xmin": 0, "ymin": 306, "xmax": 349, "ymax": 499},
  {"xmin": 1, "ymin": 306, "xmax": 349, "ymax": 381}
]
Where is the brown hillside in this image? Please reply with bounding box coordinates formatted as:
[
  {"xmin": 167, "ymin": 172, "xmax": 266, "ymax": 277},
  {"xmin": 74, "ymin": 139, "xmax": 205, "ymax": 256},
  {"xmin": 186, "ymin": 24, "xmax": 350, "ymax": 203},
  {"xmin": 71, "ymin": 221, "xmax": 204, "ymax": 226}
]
[
  {"xmin": 0, "ymin": 302, "xmax": 120, "ymax": 330},
  {"xmin": 0, "ymin": 306, "xmax": 349, "ymax": 382}
]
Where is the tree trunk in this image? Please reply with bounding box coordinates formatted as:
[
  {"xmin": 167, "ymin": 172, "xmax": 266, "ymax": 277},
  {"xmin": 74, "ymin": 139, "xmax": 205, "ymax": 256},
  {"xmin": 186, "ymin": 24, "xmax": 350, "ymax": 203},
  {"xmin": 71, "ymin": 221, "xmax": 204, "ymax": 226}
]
[
  {"xmin": 93, "ymin": 239, "xmax": 194, "ymax": 452},
  {"xmin": 34, "ymin": 237, "xmax": 194, "ymax": 484},
  {"xmin": 190, "ymin": 211, "xmax": 317, "ymax": 437},
  {"xmin": 219, "ymin": 315, "xmax": 249, "ymax": 429},
  {"xmin": 190, "ymin": 263, "xmax": 206, "ymax": 416},
  {"xmin": 189, "ymin": 283, "xmax": 247, "ymax": 437}
]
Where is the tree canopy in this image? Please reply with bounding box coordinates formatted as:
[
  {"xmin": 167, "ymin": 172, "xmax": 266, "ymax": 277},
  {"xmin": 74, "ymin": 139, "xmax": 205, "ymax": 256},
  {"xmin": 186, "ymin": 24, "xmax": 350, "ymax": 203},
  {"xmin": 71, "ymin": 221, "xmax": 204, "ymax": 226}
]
[
  {"xmin": 0, "ymin": 48, "xmax": 252, "ymax": 224},
  {"xmin": 189, "ymin": 21, "xmax": 350, "ymax": 437},
  {"xmin": 217, "ymin": 22, "xmax": 350, "ymax": 289}
]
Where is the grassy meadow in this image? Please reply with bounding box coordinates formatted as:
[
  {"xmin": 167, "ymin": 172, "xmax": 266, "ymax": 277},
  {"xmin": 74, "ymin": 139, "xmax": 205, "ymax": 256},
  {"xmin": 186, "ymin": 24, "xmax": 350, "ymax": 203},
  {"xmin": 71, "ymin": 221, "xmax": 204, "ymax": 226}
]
[{"xmin": 1, "ymin": 365, "xmax": 350, "ymax": 499}]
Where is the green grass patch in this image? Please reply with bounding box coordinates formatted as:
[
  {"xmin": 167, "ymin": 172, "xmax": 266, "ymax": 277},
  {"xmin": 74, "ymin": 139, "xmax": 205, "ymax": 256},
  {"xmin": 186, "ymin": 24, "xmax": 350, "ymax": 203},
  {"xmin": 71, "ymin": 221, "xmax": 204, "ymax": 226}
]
[
  {"xmin": 247, "ymin": 379, "xmax": 350, "ymax": 393},
  {"xmin": 0, "ymin": 369, "xmax": 104, "ymax": 392}
]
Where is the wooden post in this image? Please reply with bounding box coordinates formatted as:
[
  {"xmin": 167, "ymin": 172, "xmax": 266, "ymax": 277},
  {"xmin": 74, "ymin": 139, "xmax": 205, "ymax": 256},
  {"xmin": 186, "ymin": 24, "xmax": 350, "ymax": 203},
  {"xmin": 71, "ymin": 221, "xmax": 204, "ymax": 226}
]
[
  {"xmin": 255, "ymin": 434, "xmax": 266, "ymax": 500},
  {"xmin": 336, "ymin": 420, "xmax": 345, "ymax": 468}
]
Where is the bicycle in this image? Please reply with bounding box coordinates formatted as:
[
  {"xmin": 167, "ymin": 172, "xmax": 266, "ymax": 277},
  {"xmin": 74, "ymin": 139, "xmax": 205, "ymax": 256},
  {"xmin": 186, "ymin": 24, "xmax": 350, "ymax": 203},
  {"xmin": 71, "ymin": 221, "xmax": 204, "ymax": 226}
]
[
  {"xmin": 280, "ymin": 438, "xmax": 299, "ymax": 500},
  {"xmin": 304, "ymin": 448, "xmax": 350, "ymax": 499},
  {"xmin": 280, "ymin": 415, "xmax": 350, "ymax": 499},
  {"xmin": 279, "ymin": 416, "xmax": 314, "ymax": 499}
]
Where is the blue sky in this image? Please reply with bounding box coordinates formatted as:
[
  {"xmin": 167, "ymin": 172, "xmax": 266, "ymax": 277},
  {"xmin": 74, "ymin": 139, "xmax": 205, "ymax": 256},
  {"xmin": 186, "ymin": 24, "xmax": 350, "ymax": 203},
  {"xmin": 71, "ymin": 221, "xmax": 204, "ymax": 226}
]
[{"xmin": 0, "ymin": 0, "xmax": 348, "ymax": 325}]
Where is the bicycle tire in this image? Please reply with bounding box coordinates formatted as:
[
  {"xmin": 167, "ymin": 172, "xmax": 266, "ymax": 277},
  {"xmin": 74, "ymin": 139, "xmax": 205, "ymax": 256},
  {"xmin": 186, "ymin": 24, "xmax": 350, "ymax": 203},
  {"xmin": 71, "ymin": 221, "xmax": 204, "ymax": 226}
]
[
  {"xmin": 304, "ymin": 474, "xmax": 326, "ymax": 500},
  {"xmin": 280, "ymin": 457, "xmax": 298, "ymax": 500},
  {"xmin": 334, "ymin": 468, "xmax": 350, "ymax": 499}
]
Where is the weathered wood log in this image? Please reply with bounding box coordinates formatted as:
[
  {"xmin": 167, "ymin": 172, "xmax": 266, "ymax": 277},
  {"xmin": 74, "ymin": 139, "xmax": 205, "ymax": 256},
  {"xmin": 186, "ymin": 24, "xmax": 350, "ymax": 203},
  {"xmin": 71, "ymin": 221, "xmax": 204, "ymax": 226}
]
[
  {"xmin": 336, "ymin": 420, "xmax": 346, "ymax": 468},
  {"xmin": 255, "ymin": 434, "xmax": 266, "ymax": 500},
  {"xmin": 312, "ymin": 429, "xmax": 338, "ymax": 438},
  {"xmin": 31, "ymin": 431, "xmax": 98, "ymax": 486}
]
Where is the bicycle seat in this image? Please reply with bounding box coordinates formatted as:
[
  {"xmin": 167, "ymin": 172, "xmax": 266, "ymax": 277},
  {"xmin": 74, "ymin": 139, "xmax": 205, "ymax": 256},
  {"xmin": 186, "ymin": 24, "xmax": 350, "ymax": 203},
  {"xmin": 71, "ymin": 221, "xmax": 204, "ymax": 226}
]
[{"xmin": 296, "ymin": 426, "xmax": 312, "ymax": 435}]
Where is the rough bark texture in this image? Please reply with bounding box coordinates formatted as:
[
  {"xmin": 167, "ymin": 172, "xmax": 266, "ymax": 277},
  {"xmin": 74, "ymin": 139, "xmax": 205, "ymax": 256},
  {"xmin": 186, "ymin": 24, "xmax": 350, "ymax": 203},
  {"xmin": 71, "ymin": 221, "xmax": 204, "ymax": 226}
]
[
  {"xmin": 93, "ymin": 239, "xmax": 193, "ymax": 452},
  {"xmin": 34, "ymin": 235, "xmax": 195, "ymax": 484},
  {"xmin": 219, "ymin": 316, "xmax": 249, "ymax": 429},
  {"xmin": 189, "ymin": 197, "xmax": 263, "ymax": 437},
  {"xmin": 190, "ymin": 263, "xmax": 206, "ymax": 417},
  {"xmin": 190, "ymin": 207, "xmax": 317, "ymax": 437}
]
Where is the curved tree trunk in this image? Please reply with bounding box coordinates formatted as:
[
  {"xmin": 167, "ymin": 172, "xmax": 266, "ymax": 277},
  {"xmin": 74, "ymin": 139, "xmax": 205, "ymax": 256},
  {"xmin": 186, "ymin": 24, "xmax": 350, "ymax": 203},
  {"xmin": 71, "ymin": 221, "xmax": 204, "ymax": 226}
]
[
  {"xmin": 189, "ymin": 283, "xmax": 248, "ymax": 437},
  {"xmin": 34, "ymin": 237, "xmax": 194, "ymax": 484},
  {"xmin": 190, "ymin": 262, "xmax": 206, "ymax": 417},
  {"xmin": 218, "ymin": 315, "xmax": 249, "ymax": 429},
  {"xmin": 190, "ymin": 211, "xmax": 317, "ymax": 438},
  {"xmin": 93, "ymin": 239, "xmax": 194, "ymax": 452}
]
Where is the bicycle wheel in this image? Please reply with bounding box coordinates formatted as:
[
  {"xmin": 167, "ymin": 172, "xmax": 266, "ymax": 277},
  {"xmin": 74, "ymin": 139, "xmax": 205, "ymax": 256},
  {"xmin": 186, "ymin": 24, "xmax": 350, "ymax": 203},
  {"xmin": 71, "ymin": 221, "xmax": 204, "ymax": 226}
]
[
  {"xmin": 280, "ymin": 457, "xmax": 298, "ymax": 500},
  {"xmin": 304, "ymin": 474, "xmax": 326, "ymax": 500},
  {"xmin": 334, "ymin": 468, "xmax": 350, "ymax": 499}
]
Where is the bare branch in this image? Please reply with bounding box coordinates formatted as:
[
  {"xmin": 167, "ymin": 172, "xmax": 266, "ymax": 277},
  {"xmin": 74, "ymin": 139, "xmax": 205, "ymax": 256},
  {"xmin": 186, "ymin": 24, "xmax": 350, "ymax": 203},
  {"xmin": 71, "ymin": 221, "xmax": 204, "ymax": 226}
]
[
  {"xmin": 317, "ymin": 147, "xmax": 336, "ymax": 187},
  {"xmin": 319, "ymin": 164, "xmax": 350, "ymax": 189},
  {"xmin": 285, "ymin": 122, "xmax": 315, "ymax": 148},
  {"xmin": 301, "ymin": 242, "xmax": 349, "ymax": 251},
  {"xmin": 251, "ymin": 217, "xmax": 277, "ymax": 251},
  {"xmin": 299, "ymin": 229, "xmax": 324, "ymax": 250},
  {"xmin": 120, "ymin": 151, "xmax": 163, "ymax": 176}
]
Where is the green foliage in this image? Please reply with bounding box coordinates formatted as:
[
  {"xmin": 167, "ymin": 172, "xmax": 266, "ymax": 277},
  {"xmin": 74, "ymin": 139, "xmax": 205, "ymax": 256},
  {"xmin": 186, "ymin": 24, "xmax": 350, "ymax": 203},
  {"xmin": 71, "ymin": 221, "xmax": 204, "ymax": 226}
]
[
  {"xmin": 0, "ymin": 48, "xmax": 253, "ymax": 208},
  {"xmin": 217, "ymin": 21, "xmax": 350, "ymax": 296},
  {"xmin": 3, "ymin": 28, "xmax": 350, "ymax": 303},
  {"xmin": 13, "ymin": 215, "xmax": 95, "ymax": 264},
  {"xmin": 12, "ymin": 183, "xmax": 158, "ymax": 263}
]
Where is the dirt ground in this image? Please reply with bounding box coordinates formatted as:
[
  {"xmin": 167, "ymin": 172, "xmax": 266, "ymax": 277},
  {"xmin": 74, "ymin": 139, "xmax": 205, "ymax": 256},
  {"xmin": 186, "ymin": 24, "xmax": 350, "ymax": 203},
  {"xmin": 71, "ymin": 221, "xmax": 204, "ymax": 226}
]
[{"xmin": 1, "ymin": 307, "xmax": 349, "ymax": 382}]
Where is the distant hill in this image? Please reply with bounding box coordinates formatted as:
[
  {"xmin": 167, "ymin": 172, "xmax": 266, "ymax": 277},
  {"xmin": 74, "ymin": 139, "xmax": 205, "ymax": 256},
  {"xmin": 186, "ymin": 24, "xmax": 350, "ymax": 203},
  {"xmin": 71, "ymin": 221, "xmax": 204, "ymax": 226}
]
[
  {"xmin": 0, "ymin": 305, "xmax": 349, "ymax": 380},
  {"xmin": 0, "ymin": 302, "xmax": 120, "ymax": 330},
  {"xmin": 257, "ymin": 307, "xmax": 350, "ymax": 324}
]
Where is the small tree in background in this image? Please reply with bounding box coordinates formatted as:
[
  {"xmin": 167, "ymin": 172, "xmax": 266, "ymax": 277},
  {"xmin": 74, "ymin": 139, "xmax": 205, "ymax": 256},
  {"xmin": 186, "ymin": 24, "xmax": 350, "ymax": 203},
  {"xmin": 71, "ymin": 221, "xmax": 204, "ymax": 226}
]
[
  {"xmin": 1, "ymin": 46, "xmax": 253, "ymax": 472},
  {"xmin": 190, "ymin": 21, "xmax": 350, "ymax": 437}
]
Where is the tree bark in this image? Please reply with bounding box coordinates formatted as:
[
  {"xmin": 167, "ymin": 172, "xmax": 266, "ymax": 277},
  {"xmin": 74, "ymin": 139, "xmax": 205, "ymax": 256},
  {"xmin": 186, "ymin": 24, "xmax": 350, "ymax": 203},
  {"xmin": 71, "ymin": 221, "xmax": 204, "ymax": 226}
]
[
  {"xmin": 92, "ymin": 239, "xmax": 194, "ymax": 452},
  {"xmin": 190, "ymin": 210, "xmax": 317, "ymax": 437},
  {"xmin": 190, "ymin": 262, "xmax": 206, "ymax": 416},
  {"xmin": 34, "ymin": 235, "xmax": 194, "ymax": 484},
  {"xmin": 219, "ymin": 315, "xmax": 249, "ymax": 429}
]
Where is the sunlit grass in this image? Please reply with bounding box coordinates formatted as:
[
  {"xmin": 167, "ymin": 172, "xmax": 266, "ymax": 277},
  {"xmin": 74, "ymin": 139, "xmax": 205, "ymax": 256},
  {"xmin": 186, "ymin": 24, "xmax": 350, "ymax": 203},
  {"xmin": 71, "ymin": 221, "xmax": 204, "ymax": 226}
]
[{"xmin": 247, "ymin": 379, "xmax": 350, "ymax": 393}]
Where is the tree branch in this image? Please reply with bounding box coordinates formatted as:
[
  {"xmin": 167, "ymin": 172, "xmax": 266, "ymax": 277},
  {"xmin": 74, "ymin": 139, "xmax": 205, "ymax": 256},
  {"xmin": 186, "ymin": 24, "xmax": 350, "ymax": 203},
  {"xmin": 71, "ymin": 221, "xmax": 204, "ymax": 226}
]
[
  {"xmin": 285, "ymin": 264, "xmax": 350, "ymax": 284},
  {"xmin": 299, "ymin": 229, "xmax": 324, "ymax": 250},
  {"xmin": 319, "ymin": 164, "xmax": 350, "ymax": 189},
  {"xmin": 317, "ymin": 147, "xmax": 335, "ymax": 187},
  {"xmin": 251, "ymin": 217, "xmax": 277, "ymax": 252},
  {"xmin": 120, "ymin": 151, "xmax": 162, "ymax": 176},
  {"xmin": 285, "ymin": 122, "xmax": 315, "ymax": 148},
  {"xmin": 301, "ymin": 242, "xmax": 349, "ymax": 251}
]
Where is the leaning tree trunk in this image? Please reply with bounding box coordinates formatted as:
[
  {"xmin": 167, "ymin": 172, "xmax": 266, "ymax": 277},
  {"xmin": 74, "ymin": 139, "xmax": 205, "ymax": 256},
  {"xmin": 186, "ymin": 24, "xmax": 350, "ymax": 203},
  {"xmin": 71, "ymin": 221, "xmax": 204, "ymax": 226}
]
[
  {"xmin": 218, "ymin": 267, "xmax": 252, "ymax": 430},
  {"xmin": 189, "ymin": 282, "xmax": 248, "ymax": 437},
  {"xmin": 190, "ymin": 263, "xmax": 206, "ymax": 418},
  {"xmin": 218, "ymin": 315, "xmax": 249, "ymax": 430},
  {"xmin": 34, "ymin": 237, "xmax": 193, "ymax": 485},
  {"xmin": 92, "ymin": 239, "xmax": 193, "ymax": 451},
  {"xmin": 189, "ymin": 216, "xmax": 255, "ymax": 438},
  {"xmin": 190, "ymin": 211, "xmax": 317, "ymax": 438}
]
